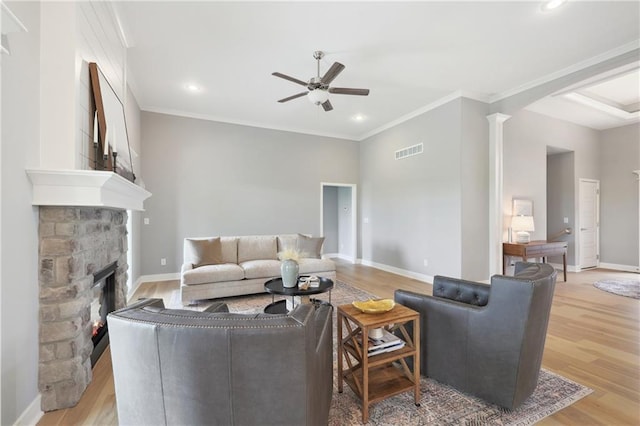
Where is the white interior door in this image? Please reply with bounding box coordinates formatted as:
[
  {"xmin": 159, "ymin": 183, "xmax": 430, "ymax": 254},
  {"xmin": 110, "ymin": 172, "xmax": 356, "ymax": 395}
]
[{"xmin": 579, "ymin": 179, "xmax": 599, "ymax": 269}]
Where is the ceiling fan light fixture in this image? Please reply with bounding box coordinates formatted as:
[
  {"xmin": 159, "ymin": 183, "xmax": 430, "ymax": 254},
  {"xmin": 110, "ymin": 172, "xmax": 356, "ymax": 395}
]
[{"xmin": 308, "ymin": 89, "xmax": 329, "ymax": 105}]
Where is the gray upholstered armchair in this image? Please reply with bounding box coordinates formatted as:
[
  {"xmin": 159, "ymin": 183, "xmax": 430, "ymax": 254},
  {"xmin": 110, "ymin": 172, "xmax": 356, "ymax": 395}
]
[
  {"xmin": 394, "ymin": 262, "xmax": 557, "ymax": 410},
  {"xmin": 107, "ymin": 298, "xmax": 333, "ymax": 426}
]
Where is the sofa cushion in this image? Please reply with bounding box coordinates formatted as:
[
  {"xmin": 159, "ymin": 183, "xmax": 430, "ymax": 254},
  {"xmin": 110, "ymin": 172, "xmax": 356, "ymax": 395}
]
[
  {"xmin": 240, "ymin": 260, "xmax": 281, "ymax": 280},
  {"xmin": 238, "ymin": 236, "xmax": 278, "ymax": 263},
  {"xmin": 220, "ymin": 237, "xmax": 238, "ymax": 264},
  {"xmin": 277, "ymin": 235, "xmax": 298, "ymax": 253},
  {"xmin": 297, "ymin": 234, "xmax": 324, "ymax": 259},
  {"xmin": 298, "ymin": 258, "xmax": 335, "ymax": 274},
  {"xmin": 186, "ymin": 238, "xmax": 223, "ymax": 268},
  {"xmin": 182, "ymin": 264, "xmax": 245, "ymax": 285}
]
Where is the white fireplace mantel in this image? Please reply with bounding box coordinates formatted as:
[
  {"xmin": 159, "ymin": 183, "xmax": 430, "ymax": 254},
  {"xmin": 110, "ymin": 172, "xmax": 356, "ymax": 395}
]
[{"xmin": 26, "ymin": 169, "xmax": 151, "ymax": 211}]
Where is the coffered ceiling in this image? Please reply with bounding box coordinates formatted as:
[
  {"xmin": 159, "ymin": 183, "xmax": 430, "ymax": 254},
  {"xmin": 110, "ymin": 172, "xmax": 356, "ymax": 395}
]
[{"xmin": 115, "ymin": 1, "xmax": 640, "ymax": 140}]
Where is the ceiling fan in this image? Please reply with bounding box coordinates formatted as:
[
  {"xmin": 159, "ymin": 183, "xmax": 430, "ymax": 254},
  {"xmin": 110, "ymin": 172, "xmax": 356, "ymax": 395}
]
[{"xmin": 272, "ymin": 51, "xmax": 370, "ymax": 112}]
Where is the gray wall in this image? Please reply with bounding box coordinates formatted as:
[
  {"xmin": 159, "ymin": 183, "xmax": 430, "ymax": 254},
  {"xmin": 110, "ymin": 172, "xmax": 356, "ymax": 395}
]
[
  {"xmin": 547, "ymin": 152, "xmax": 576, "ymax": 264},
  {"xmin": 504, "ymin": 110, "xmax": 601, "ymax": 267},
  {"xmin": 140, "ymin": 112, "xmax": 359, "ymax": 274},
  {"xmin": 125, "ymin": 87, "xmax": 144, "ymax": 287},
  {"xmin": 599, "ymin": 124, "xmax": 640, "ymax": 268},
  {"xmin": 359, "ymin": 97, "xmax": 489, "ymax": 279},
  {"xmin": 460, "ymin": 99, "xmax": 490, "ymax": 280},
  {"xmin": 1, "ymin": 2, "xmax": 41, "ymax": 423},
  {"xmin": 322, "ymin": 186, "xmax": 339, "ymax": 253}
]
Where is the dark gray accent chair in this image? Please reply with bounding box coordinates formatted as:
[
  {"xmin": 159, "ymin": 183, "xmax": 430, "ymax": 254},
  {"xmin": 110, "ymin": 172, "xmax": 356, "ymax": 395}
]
[
  {"xmin": 394, "ymin": 262, "xmax": 557, "ymax": 410},
  {"xmin": 107, "ymin": 298, "xmax": 333, "ymax": 426}
]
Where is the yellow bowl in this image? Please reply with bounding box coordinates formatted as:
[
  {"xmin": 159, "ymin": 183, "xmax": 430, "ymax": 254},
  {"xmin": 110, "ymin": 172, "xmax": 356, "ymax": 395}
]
[{"xmin": 352, "ymin": 299, "xmax": 396, "ymax": 314}]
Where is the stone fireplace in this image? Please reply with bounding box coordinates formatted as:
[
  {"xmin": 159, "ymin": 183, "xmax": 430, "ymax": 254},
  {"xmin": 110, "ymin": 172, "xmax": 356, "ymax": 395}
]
[
  {"xmin": 27, "ymin": 169, "xmax": 151, "ymax": 411},
  {"xmin": 38, "ymin": 206, "xmax": 128, "ymax": 411}
]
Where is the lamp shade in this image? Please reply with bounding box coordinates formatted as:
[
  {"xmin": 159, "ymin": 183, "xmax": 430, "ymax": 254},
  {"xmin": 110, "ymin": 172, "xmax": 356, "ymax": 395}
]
[
  {"xmin": 307, "ymin": 89, "xmax": 329, "ymax": 105},
  {"xmin": 511, "ymin": 215, "xmax": 535, "ymax": 232}
]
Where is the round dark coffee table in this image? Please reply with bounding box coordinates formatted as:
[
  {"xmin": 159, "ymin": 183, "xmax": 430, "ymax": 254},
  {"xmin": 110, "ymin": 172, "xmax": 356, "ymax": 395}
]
[{"xmin": 264, "ymin": 276, "xmax": 334, "ymax": 314}]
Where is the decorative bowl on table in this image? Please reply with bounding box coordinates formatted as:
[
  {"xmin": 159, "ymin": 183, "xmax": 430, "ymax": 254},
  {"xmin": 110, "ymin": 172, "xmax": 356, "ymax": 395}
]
[{"xmin": 352, "ymin": 299, "xmax": 396, "ymax": 314}]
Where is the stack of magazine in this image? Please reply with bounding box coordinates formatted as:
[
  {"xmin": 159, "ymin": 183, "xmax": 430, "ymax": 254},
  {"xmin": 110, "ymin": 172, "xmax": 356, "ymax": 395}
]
[{"xmin": 365, "ymin": 329, "xmax": 405, "ymax": 357}]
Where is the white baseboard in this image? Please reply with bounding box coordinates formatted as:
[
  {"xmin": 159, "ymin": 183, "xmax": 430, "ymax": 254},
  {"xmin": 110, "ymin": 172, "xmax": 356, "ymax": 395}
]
[
  {"xmin": 358, "ymin": 259, "xmax": 434, "ymax": 284},
  {"xmin": 138, "ymin": 272, "xmax": 181, "ymax": 283},
  {"xmin": 598, "ymin": 262, "xmax": 640, "ymax": 273},
  {"xmin": 128, "ymin": 273, "xmax": 180, "ymax": 300},
  {"xmin": 325, "ymin": 253, "xmax": 356, "ymax": 263},
  {"xmin": 14, "ymin": 394, "xmax": 42, "ymax": 426}
]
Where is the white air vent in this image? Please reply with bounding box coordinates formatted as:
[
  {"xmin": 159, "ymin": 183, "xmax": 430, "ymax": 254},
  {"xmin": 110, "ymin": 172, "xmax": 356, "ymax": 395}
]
[{"xmin": 395, "ymin": 143, "xmax": 423, "ymax": 160}]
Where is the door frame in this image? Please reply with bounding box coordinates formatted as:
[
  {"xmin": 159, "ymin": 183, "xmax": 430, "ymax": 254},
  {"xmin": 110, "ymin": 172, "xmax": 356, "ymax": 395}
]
[
  {"xmin": 320, "ymin": 182, "xmax": 357, "ymax": 263},
  {"xmin": 578, "ymin": 178, "xmax": 600, "ymax": 271}
]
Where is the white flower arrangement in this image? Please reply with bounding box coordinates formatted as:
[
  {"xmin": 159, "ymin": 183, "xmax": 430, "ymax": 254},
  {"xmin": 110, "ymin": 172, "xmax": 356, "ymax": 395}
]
[{"xmin": 277, "ymin": 248, "xmax": 307, "ymax": 262}]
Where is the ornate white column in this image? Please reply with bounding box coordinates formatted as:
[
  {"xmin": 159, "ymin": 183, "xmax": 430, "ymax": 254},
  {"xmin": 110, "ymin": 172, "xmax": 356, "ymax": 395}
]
[{"xmin": 487, "ymin": 113, "xmax": 511, "ymax": 276}]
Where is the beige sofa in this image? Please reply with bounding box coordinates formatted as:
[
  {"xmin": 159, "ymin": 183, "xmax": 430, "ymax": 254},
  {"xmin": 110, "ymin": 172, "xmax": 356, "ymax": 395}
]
[{"xmin": 181, "ymin": 234, "xmax": 336, "ymax": 304}]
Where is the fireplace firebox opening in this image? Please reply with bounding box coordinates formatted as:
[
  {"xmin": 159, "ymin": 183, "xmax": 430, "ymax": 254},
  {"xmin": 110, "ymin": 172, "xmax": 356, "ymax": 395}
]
[{"xmin": 90, "ymin": 261, "xmax": 117, "ymax": 367}]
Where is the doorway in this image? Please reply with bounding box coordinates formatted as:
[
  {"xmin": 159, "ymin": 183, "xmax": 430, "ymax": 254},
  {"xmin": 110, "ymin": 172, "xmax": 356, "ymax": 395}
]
[
  {"xmin": 578, "ymin": 179, "xmax": 600, "ymax": 270},
  {"xmin": 320, "ymin": 183, "xmax": 357, "ymax": 263}
]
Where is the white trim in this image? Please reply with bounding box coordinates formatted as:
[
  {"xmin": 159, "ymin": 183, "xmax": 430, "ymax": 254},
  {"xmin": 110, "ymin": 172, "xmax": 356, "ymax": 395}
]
[
  {"xmin": 13, "ymin": 394, "xmax": 43, "ymax": 426},
  {"xmin": 141, "ymin": 106, "xmax": 356, "ymax": 141},
  {"xmin": 127, "ymin": 275, "xmax": 143, "ymax": 300},
  {"xmin": 486, "ymin": 113, "xmax": 511, "ymax": 277},
  {"xmin": 143, "ymin": 91, "xmax": 490, "ymax": 144},
  {"xmin": 136, "ymin": 272, "xmax": 180, "ymax": 284},
  {"xmin": 129, "ymin": 273, "xmax": 180, "ymax": 302},
  {"xmin": 562, "ymin": 92, "xmax": 640, "ymax": 120},
  {"xmin": 578, "ymin": 178, "xmax": 600, "ymax": 271},
  {"xmin": 325, "ymin": 253, "xmax": 356, "ymax": 263},
  {"xmin": 358, "ymin": 259, "xmax": 434, "ymax": 284},
  {"xmin": 489, "ymin": 40, "xmax": 640, "ymax": 103},
  {"xmin": 357, "ymin": 90, "xmax": 489, "ymax": 141},
  {"xmin": 320, "ymin": 182, "xmax": 358, "ymax": 264},
  {"xmin": 26, "ymin": 169, "xmax": 152, "ymax": 211},
  {"xmin": 598, "ymin": 262, "xmax": 640, "ymax": 273}
]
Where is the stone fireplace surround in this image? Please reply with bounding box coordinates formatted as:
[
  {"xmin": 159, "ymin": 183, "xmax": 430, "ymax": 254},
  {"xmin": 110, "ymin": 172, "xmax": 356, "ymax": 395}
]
[{"xmin": 38, "ymin": 206, "xmax": 128, "ymax": 411}]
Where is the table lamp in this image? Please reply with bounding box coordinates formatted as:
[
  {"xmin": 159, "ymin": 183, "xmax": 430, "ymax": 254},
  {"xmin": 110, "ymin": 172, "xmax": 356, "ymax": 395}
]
[{"xmin": 511, "ymin": 215, "xmax": 535, "ymax": 243}]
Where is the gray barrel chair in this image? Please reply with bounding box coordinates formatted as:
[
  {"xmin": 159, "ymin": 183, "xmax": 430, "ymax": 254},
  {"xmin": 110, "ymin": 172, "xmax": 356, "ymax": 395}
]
[
  {"xmin": 107, "ymin": 298, "xmax": 333, "ymax": 426},
  {"xmin": 395, "ymin": 262, "xmax": 557, "ymax": 410}
]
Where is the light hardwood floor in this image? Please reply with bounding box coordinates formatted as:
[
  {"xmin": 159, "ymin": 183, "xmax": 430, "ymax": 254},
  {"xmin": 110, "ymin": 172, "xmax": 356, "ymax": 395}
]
[{"xmin": 38, "ymin": 261, "xmax": 640, "ymax": 425}]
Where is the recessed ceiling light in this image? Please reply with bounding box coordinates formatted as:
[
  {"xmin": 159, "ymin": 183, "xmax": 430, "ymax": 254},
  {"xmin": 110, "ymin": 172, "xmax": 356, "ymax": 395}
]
[
  {"xmin": 185, "ymin": 83, "xmax": 201, "ymax": 92},
  {"xmin": 540, "ymin": 0, "xmax": 567, "ymax": 12},
  {"xmin": 352, "ymin": 114, "xmax": 366, "ymax": 122}
]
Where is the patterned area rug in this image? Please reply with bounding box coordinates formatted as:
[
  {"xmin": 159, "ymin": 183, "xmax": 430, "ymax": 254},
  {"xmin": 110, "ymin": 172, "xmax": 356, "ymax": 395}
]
[
  {"xmin": 170, "ymin": 280, "xmax": 592, "ymax": 425},
  {"xmin": 594, "ymin": 278, "xmax": 640, "ymax": 299}
]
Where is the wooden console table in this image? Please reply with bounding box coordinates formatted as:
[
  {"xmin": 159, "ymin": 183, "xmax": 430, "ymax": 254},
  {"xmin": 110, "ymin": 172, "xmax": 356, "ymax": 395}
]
[
  {"xmin": 503, "ymin": 241, "xmax": 568, "ymax": 282},
  {"xmin": 337, "ymin": 303, "xmax": 420, "ymax": 423}
]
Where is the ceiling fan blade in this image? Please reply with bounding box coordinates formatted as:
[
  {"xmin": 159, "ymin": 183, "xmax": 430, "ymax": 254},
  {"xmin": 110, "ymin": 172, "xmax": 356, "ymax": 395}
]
[
  {"xmin": 328, "ymin": 87, "xmax": 370, "ymax": 96},
  {"xmin": 321, "ymin": 100, "xmax": 333, "ymax": 112},
  {"xmin": 272, "ymin": 72, "xmax": 308, "ymax": 87},
  {"xmin": 278, "ymin": 92, "xmax": 308, "ymax": 103},
  {"xmin": 321, "ymin": 62, "xmax": 345, "ymax": 84}
]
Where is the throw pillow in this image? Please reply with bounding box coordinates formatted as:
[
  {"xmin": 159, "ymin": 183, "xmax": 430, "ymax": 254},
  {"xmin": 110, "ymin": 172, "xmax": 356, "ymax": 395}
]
[
  {"xmin": 187, "ymin": 237, "xmax": 223, "ymax": 268},
  {"xmin": 297, "ymin": 234, "xmax": 325, "ymax": 259}
]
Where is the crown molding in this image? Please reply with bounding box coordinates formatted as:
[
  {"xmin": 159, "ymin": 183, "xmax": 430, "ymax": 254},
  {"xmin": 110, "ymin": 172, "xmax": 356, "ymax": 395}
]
[
  {"xmin": 489, "ymin": 40, "xmax": 640, "ymax": 104},
  {"xmin": 356, "ymin": 90, "xmax": 490, "ymax": 141},
  {"xmin": 141, "ymin": 106, "xmax": 357, "ymax": 141}
]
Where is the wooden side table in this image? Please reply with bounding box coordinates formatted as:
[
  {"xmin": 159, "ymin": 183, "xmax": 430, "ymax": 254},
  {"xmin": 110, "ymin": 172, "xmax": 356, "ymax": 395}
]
[
  {"xmin": 337, "ymin": 303, "xmax": 420, "ymax": 423},
  {"xmin": 503, "ymin": 240, "xmax": 568, "ymax": 282}
]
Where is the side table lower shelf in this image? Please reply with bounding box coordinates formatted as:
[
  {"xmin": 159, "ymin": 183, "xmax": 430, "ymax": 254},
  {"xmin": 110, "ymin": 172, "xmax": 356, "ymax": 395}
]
[
  {"xmin": 343, "ymin": 363, "xmax": 417, "ymax": 405},
  {"xmin": 337, "ymin": 303, "xmax": 421, "ymax": 423}
]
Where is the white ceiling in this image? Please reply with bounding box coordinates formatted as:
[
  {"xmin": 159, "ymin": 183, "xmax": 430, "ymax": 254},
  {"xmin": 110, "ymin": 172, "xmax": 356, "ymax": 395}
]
[{"xmin": 116, "ymin": 1, "xmax": 640, "ymax": 141}]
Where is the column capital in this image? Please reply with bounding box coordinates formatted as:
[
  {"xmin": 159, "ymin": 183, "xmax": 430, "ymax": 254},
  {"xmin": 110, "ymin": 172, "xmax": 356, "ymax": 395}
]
[{"xmin": 486, "ymin": 113, "xmax": 511, "ymax": 124}]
